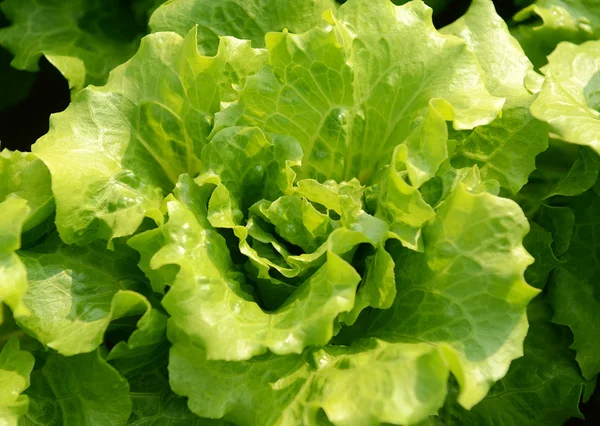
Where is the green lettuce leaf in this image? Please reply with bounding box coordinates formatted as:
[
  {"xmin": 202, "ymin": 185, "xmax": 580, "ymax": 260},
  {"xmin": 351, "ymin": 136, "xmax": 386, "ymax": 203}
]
[
  {"xmin": 530, "ymin": 40, "xmax": 600, "ymax": 155},
  {"xmin": 363, "ymin": 183, "xmax": 539, "ymax": 408},
  {"xmin": 0, "ymin": 0, "xmax": 159, "ymax": 91},
  {"xmin": 134, "ymin": 175, "xmax": 367, "ymax": 361},
  {"xmin": 442, "ymin": 0, "xmax": 548, "ymax": 194},
  {"xmin": 0, "ymin": 337, "xmax": 34, "ymax": 426},
  {"xmin": 170, "ymin": 338, "xmax": 449, "ymax": 426},
  {"xmin": 217, "ymin": 0, "xmax": 503, "ymax": 184},
  {"xmin": 0, "ymin": 197, "xmax": 29, "ymax": 323},
  {"xmin": 522, "ymin": 221, "xmax": 559, "ymax": 289},
  {"xmin": 513, "ymin": 0, "xmax": 600, "ymax": 69},
  {"xmin": 516, "ymin": 140, "xmax": 600, "ymax": 216},
  {"xmin": 17, "ymin": 234, "xmax": 160, "ymax": 357},
  {"xmin": 438, "ymin": 298, "xmax": 586, "ymax": 426},
  {"xmin": 2, "ymin": 1, "xmax": 581, "ymax": 423},
  {"xmin": 188, "ymin": 125, "xmax": 391, "ymax": 317},
  {"xmin": 0, "ymin": 151, "xmax": 54, "ymax": 323},
  {"xmin": 149, "ymin": 0, "xmax": 337, "ymax": 55},
  {"xmin": 0, "ymin": 151, "xmax": 54, "ymax": 235},
  {"xmin": 33, "ymin": 28, "xmax": 267, "ymax": 245},
  {"xmin": 375, "ymin": 144, "xmax": 435, "ymax": 251},
  {"xmin": 167, "ymin": 180, "xmax": 539, "ymax": 424},
  {"xmin": 548, "ymin": 188, "xmax": 600, "ymax": 380},
  {"xmin": 543, "ymin": 146, "xmax": 600, "ymax": 199},
  {"xmin": 128, "ymin": 367, "xmax": 232, "ymax": 425},
  {"xmin": 21, "ymin": 351, "xmax": 131, "ymax": 426},
  {"xmin": 113, "ymin": 346, "xmax": 233, "ymax": 426}
]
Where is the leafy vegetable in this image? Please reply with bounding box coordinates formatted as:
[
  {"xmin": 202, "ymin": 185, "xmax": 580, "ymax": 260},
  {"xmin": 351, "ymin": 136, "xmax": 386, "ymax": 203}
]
[
  {"xmin": 513, "ymin": 0, "xmax": 600, "ymax": 68},
  {"xmin": 1, "ymin": 0, "xmax": 599, "ymax": 425},
  {"xmin": 0, "ymin": 0, "xmax": 162, "ymax": 92}
]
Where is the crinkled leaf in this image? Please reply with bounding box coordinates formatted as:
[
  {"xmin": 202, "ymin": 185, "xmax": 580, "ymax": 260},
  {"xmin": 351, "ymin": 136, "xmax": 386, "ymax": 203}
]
[
  {"xmin": 32, "ymin": 28, "xmax": 267, "ymax": 245},
  {"xmin": 106, "ymin": 307, "xmax": 168, "ymax": 374},
  {"xmin": 149, "ymin": 0, "xmax": 337, "ymax": 55},
  {"xmin": 530, "ymin": 41, "xmax": 600, "ymax": 155},
  {"xmin": 397, "ymin": 99, "xmax": 452, "ymax": 190},
  {"xmin": 337, "ymin": 244, "xmax": 396, "ymax": 327},
  {"xmin": 217, "ymin": 0, "xmax": 503, "ymax": 184},
  {"xmin": 0, "ymin": 197, "xmax": 29, "ymax": 322},
  {"xmin": 0, "ymin": 0, "xmax": 156, "ymax": 91},
  {"xmin": 0, "ymin": 337, "xmax": 34, "ymax": 426},
  {"xmin": 364, "ymin": 183, "xmax": 539, "ymax": 408},
  {"xmin": 0, "ymin": 150, "xmax": 54, "ymax": 322},
  {"xmin": 118, "ymin": 350, "xmax": 233, "ymax": 426},
  {"xmin": 517, "ymin": 140, "xmax": 599, "ymax": 213},
  {"xmin": 548, "ymin": 188, "xmax": 600, "ymax": 379},
  {"xmin": 0, "ymin": 151, "xmax": 54, "ymax": 234},
  {"xmin": 375, "ymin": 145, "xmax": 435, "ymax": 251},
  {"xmin": 17, "ymin": 234, "xmax": 156, "ymax": 356},
  {"xmin": 544, "ymin": 145, "xmax": 600, "ymax": 198},
  {"xmin": 21, "ymin": 351, "xmax": 131, "ymax": 426},
  {"xmin": 134, "ymin": 175, "xmax": 363, "ymax": 361},
  {"xmin": 169, "ymin": 337, "xmax": 449, "ymax": 426},
  {"xmin": 451, "ymin": 97, "xmax": 548, "ymax": 194},
  {"xmin": 438, "ymin": 298, "xmax": 586, "ymax": 426},
  {"xmin": 442, "ymin": 0, "xmax": 548, "ymax": 193},
  {"xmin": 513, "ymin": 0, "xmax": 600, "ymax": 69},
  {"xmin": 167, "ymin": 182, "xmax": 539, "ymax": 424},
  {"xmin": 442, "ymin": 0, "xmax": 533, "ymax": 99},
  {"xmin": 190, "ymin": 126, "xmax": 391, "ymax": 321}
]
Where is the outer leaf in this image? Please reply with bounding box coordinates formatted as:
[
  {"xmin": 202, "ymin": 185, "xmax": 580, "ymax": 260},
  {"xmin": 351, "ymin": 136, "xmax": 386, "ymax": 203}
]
[
  {"xmin": 0, "ymin": 150, "xmax": 54, "ymax": 322},
  {"xmin": 517, "ymin": 140, "xmax": 600, "ymax": 213},
  {"xmin": 169, "ymin": 337, "xmax": 449, "ymax": 426},
  {"xmin": 0, "ymin": 337, "xmax": 34, "ymax": 426},
  {"xmin": 0, "ymin": 0, "xmax": 156, "ymax": 90},
  {"xmin": 530, "ymin": 41, "xmax": 600, "ymax": 155},
  {"xmin": 522, "ymin": 221, "xmax": 559, "ymax": 289},
  {"xmin": 450, "ymin": 97, "xmax": 548, "ymax": 194},
  {"xmin": 128, "ymin": 370, "xmax": 232, "ymax": 425},
  {"xmin": 513, "ymin": 0, "xmax": 600, "ymax": 68},
  {"xmin": 548, "ymin": 188, "xmax": 600, "ymax": 379},
  {"xmin": 33, "ymin": 28, "xmax": 267, "ymax": 245},
  {"xmin": 217, "ymin": 0, "xmax": 503, "ymax": 184},
  {"xmin": 439, "ymin": 298, "xmax": 586, "ymax": 426},
  {"xmin": 22, "ymin": 351, "xmax": 131, "ymax": 426},
  {"xmin": 544, "ymin": 146, "xmax": 600, "ymax": 198},
  {"xmin": 0, "ymin": 197, "xmax": 29, "ymax": 322},
  {"xmin": 17, "ymin": 234, "xmax": 156, "ymax": 356},
  {"xmin": 442, "ymin": 0, "xmax": 548, "ymax": 193},
  {"xmin": 442, "ymin": 0, "xmax": 533, "ymax": 99},
  {"xmin": 116, "ymin": 350, "xmax": 233, "ymax": 426},
  {"xmin": 0, "ymin": 151, "xmax": 54, "ymax": 234},
  {"xmin": 365, "ymin": 183, "xmax": 539, "ymax": 408},
  {"xmin": 534, "ymin": 204, "xmax": 575, "ymax": 257},
  {"xmin": 149, "ymin": 0, "xmax": 337, "ymax": 55}
]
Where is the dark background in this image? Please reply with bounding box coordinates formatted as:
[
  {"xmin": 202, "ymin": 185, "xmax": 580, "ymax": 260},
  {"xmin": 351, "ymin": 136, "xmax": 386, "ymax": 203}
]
[{"xmin": 0, "ymin": 1, "xmax": 598, "ymax": 424}]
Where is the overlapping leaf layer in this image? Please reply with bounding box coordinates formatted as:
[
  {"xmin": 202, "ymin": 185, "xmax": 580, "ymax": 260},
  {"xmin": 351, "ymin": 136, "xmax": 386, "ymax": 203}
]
[{"xmin": 1, "ymin": 0, "xmax": 599, "ymax": 425}]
